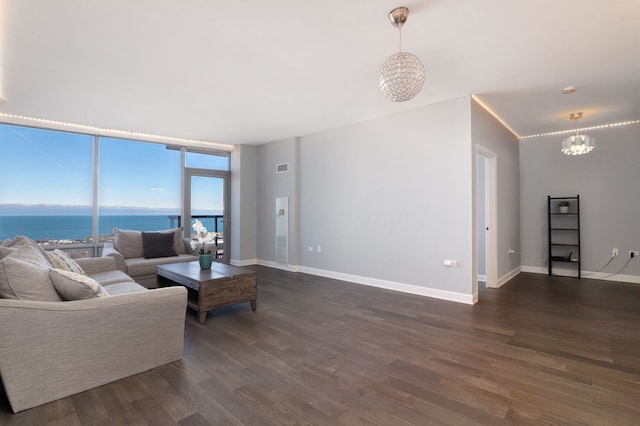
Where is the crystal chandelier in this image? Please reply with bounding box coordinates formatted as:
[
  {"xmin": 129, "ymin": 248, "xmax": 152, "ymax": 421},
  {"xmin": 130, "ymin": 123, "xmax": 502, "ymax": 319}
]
[
  {"xmin": 378, "ymin": 7, "xmax": 425, "ymax": 102},
  {"xmin": 561, "ymin": 112, "xmax": 595, "ymax": 156}
]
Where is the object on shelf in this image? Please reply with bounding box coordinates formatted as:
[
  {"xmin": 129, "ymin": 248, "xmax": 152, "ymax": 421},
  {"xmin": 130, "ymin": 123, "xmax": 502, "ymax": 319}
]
[{"xmin": 558, "ymin": 201, "xmax": 570, "ymax": 213}]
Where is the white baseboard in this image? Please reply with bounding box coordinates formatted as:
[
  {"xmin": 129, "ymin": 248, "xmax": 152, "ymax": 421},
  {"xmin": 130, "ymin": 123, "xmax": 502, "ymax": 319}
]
[
  {"xmin": 521, "ymin": 265, "xmax": 546, "ymax": 274},
  {"xmin": 521, "ymin": 265, "xmax": 640, "ymax": 284},
  {"xmin": 497, "ymin": 266, "xmax": 521, "ymax": 287},
  {"xmin": 233, "ymin": 259, "xmax": 476, "ymax": 305},
  {"xmin": 230, "ymin": 258, "xmax": 258, "ymax": 267},
  {"xmin": 256, "ymin": 259, "xmax": 300, "ymax": 272},
  {"xmin": 478, "ymin": 274, "xmax": 487, "ymax": 282},
  {"xmin": 298, "ymin": 265, "xmax": 474, "ymax": 305}
]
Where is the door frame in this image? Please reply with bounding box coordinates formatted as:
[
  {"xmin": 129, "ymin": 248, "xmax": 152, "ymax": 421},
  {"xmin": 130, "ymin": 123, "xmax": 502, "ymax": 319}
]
[
  {"xmin": 476, "ymin": 145, "xmax": 498, "ymax": 292},
  {"xmin": 183, "ymin": 168, "xmax": 231, "ymax": 263}
]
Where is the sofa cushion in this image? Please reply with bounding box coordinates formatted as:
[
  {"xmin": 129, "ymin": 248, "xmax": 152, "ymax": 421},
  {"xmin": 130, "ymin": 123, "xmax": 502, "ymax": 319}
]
[
  {"xmin": 90, "ymin": 270, "xmax": 135, "ymax": 286},
  {"xmin": 115, "ymin": 227, "xmax": 186, "ymax": 258},
  {"xmin": 0, "ymin": 257, "xmax": 62, "ymax": 301},
  {"xmin": 46, "ymin": 249, "xmax": 85, "ymax": 274},
  {"xmin": 142, "ymin": 231, "xmax": 178, "ymax": 259},
  {"xmin": 102, "ymin": 281, "xmax": 148, "ymax": 296},
  {"xmin": 125, "ymin": 254, "xmax": 197, "ymax": 277},
  {"xmin": 114, "ymin": 228, "xmax": 144, "ymax": 259},
  {"xmin": 49, "ymin": 269, "xmax": 108, "ymax": 300}
]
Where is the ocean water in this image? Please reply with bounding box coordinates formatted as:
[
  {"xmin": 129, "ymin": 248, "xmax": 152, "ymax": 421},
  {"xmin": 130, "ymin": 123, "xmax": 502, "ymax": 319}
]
[{"xmin": 0, "ymin": 215, "xmax": 223, "ymax": 241}]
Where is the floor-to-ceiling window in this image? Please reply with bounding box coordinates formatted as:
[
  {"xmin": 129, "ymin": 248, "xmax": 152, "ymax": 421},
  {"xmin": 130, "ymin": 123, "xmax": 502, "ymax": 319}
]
[
  {"xmin": 0, "ymin": 123, "xmax": 230, "ymax": 257},
  {"xmin": 99, "ymin": 138, "xmax": 181, "ymax": 241},
  {"xmin": 0, "ymin": 125, "xmax": 94, "ymax": 255}
]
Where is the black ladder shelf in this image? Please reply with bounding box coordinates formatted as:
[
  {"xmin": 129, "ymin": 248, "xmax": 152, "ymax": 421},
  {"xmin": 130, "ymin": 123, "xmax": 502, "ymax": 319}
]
[{"xmin": 548, "ymin": 195, "xmax": 581, "ymax": 278}]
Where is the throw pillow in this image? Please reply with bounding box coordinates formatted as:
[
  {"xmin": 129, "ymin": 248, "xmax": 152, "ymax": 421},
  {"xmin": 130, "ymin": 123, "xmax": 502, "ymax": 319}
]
[
  {"xmin": 0, "ymin": 257, "xmax": 63, "ymax": 301},
  {"xmin": 141, "ymin": 231, "xmax": 178, "ymax": 259},
  {"xmin": 46, "ymin": 249, "xmax": 85, "ymax": 274},
  {"xmin": 2, "ymin": 235, "xmax": 52, "ymax": 267},
  {"xmin": 114, "ymin": 228, "xmax": 144, "ymax": 259},
  {"xmin": 0, "ymin": 246, "xmax": 14, "ymax": 260},
  {"xmin": 158, "ymin": 227, "xmax": 186, "ymax": 254},
  {"xmin": 49, "ymin": 268, "xmax": 108, "ymax": 300}
]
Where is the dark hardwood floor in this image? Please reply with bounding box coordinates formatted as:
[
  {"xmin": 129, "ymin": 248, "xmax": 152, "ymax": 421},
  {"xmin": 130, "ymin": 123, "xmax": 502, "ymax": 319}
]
[{"xmin": 2, "ymin": 267, "xmax": 640, "ymax": 425}]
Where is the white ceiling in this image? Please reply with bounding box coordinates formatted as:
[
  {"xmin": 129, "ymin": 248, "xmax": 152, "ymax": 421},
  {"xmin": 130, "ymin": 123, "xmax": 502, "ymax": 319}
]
[{"xmin": 1, "ymin": 0, "xmax": 639, "ymax": 145}]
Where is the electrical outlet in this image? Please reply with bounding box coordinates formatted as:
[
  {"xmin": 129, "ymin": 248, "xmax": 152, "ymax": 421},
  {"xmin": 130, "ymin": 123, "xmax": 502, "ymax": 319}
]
[
  {"xmin": 317, "ymin": 245, "xmax": 322, "ymax": 253},
  {"xmin": 613, "ymin": 248, "xmax": 618, "ymax": 257},
  {"xmin": 630, "ymin": 251, "xmax": 639, "ymax": 258},
  {"xmin": 307, "ymin": 246, "xmax": 314, "ymax": 252}
]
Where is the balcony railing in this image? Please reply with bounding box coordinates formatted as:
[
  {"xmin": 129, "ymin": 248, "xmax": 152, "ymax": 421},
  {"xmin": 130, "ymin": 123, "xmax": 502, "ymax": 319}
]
[
  {"xmin": 32, "ymin": 214, "xmax": 225, "ymax": 258},
  {"xmin": 167, "ymin": 215, "xmax": 224, "ymax": 234}
]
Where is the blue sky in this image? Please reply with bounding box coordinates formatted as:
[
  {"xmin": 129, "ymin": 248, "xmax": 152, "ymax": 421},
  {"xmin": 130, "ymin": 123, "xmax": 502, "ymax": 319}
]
[{"xmin": 0, "ymin": 124, "xmax": 225, "ymax": 214}]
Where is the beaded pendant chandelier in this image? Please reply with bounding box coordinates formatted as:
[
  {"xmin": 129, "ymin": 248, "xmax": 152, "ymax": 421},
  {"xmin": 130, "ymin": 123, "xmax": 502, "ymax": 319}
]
[
  {"xmin": 561, "ymin": 112, "xmax": 595, "ymax": 156},
  {"xmin": 378, "ymin": 7, "xmax": 425, "ymax": 102}
]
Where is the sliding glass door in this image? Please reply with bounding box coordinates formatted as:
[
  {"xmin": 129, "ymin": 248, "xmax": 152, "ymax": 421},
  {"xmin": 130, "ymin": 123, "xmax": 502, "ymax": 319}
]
[{"xmin": 184, "ymin": 169, "xmax": 229, "ymax": 263}]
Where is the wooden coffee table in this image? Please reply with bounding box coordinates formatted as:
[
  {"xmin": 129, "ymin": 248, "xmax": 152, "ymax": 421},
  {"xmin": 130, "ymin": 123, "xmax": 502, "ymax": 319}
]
[{"xmin": 157, "ymin": 261, "xmax": 257, "ymax": 324}]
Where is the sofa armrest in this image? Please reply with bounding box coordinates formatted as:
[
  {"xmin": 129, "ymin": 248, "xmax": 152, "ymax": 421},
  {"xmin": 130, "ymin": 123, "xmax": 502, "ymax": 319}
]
[
  {"xmin": 0, "ymin": 287, "xmax": 187, "ymax": 413},
  {"xmin": 74, "ymin": 256, "xmax": 116, "ymax": 275},
  {"xmin": 102, "ymin": 241, "xmax": 127, "ymax": 272}
]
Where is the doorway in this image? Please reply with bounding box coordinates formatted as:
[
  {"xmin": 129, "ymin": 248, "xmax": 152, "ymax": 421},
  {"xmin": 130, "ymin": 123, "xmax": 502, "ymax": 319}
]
[
  {"xmin": 476, "ymin": 146, "xmax": 498, "ymax": 293},
  {"xmin": 183, "ymin": 169, "xmax": 230, "ymax": 263}
]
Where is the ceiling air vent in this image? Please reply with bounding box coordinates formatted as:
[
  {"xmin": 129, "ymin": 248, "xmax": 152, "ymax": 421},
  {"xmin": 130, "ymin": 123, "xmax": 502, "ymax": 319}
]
[{"xmin": 276, "ymin": 163, "xmax": 289, "ymax": 173}]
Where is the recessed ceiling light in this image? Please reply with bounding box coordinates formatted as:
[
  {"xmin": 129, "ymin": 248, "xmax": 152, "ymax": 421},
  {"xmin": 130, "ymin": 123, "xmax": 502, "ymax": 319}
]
[{"xmin": 562, "ymin": 86, "xmax": 577, "ymax": 94}]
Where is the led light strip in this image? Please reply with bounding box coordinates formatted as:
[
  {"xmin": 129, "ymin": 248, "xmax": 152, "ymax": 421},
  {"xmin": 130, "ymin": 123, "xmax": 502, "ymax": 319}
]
[
  {"xmin": 471, "ymin": 95, "xmax": 640, "ymax": 141},
  {"xmin": 0, "ymin": 112, "xmax": 235, "ymax": 151},
  {"xmin": 520, "ymin": 119, "xmax": 640, "ymax": 139},
  {"xmin": 471, "ymin": 95, "xmax": 521, "ymax": 139}
]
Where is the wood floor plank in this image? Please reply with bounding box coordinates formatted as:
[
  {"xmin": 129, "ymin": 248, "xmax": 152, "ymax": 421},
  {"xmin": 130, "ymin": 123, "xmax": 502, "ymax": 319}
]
[
  {"xmin": 136, "ymin": 369, "xmax": 197, "ymax": 422},
  {"xmin": 2, "ymin": 268, "xmax": 640, "ymax": 425},
  {"xmin": 95, "ymin": 382, "xmax": 147, "ymax": 426},
  {"xmin": 44, "ymin": 397, "xmax": 75, "ymax": 423},
  {"xmin": 48, "ymin": 413, "xmax": 83, "ymax": 426},
  {"xmin": 178, "ymin": 412, "xmax": 212, "ymax": 426},
  {"xmin": 197, "ymin": 376, "xmax": 274, "ymax": 425},
  {"xmin": 116, "ymin": 375, "xmax": 149, "ymax": 402},
  {"xmin": 69, "ymin": 387, "xmax": 109, "ymax": 425},
  {"xmin": 130, "ymin": 394, "xmax": 179, "ymax": 426}
]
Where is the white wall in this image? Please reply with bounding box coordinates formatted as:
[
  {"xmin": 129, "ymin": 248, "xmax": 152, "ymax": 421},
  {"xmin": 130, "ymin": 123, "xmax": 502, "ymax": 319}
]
[
  {"xmin": 230, "ymin": 144, "xmax": 258, "ymax": 264},
  {"xmin": 471, "ymin": 100, "xmax": 521, "ymax": 287},
  {"xmin": 249, "ymin": 96, "xmax": 521, "ymax": 304},
  {"xmin": 520, "ymin": 123, "xmax": 640, "ymax": 281},
  {"xmin": 254, "ymin": 97, "xmax": 475, "ymax": 302},
  {"xmin": 256, "ymin": 138, "xmax": 299, "ymax": 268}
]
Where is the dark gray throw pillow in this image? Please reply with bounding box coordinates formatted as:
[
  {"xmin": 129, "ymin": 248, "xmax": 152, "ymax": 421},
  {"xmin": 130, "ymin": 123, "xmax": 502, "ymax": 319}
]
[{"xmin": 142, "ymin": 231, "xmax": 178, "ymax": 259}]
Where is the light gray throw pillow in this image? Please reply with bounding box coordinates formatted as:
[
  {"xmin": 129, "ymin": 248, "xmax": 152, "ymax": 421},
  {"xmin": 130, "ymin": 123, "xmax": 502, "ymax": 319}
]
[
  {"xmin": 0, "ymin": 257, "xmax": 63, "ymax": 301},
  {"xmin": 46, "ymin": 249, "xmax": 85, "ymax": 274},
  {"xmin": 49, "ymin": 269, "xmax": 108, "ymax": 300},
  {"xmin": 114, "ymin": 228, "xmax": 144, "ymax": 259}
]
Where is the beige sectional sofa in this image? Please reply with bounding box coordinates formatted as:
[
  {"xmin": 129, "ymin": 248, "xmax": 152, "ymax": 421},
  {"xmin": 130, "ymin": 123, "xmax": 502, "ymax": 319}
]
[
  {"xmin": 0, "ymin": 236, "xmax": 188, "ymax": 413},
  {"xmin": 102, "ymin": 227, "xmax": 198, "ymax": 288}
]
